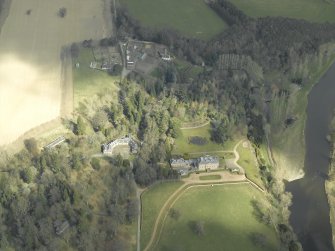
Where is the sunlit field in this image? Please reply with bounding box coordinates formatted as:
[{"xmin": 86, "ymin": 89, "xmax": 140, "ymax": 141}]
[
  {"xmin": 0, "ymin": 0, "xmax": 112, "ymax": 145},
  {"xmin": 156, "ymin": 184, "xmax": 279, "ymax": 251}
]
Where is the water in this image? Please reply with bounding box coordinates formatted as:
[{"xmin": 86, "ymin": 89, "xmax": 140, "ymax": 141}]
[{"xmin": 286, "ymin": 63, "xmax": 335, "ymax": 251}]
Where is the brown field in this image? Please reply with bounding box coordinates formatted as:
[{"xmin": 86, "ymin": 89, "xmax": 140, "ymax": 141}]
[{"xmin": 0, "ymin": 0, "xmax": 112, "ymax": 146}]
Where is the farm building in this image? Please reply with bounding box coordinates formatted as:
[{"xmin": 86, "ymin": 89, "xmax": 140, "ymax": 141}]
[
  {"xmin": 125, "ymin": 40, "xmax": 172, "ymax": 70},
  {"xmin": 102, "ymin": 136, "xmax": 138, "ymax": 155},
  {"xmin": 196, "ymin": 155, "xmax": 219, "ymax": 171},
  {"xmin": 90, "ymin": 46, "xmax": 122, "ymax": 71}
]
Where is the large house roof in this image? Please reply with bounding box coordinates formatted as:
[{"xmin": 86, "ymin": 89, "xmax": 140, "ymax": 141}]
[{"xmin": 198, "ymin": 155, "xmax": 219, "ymax": 164}]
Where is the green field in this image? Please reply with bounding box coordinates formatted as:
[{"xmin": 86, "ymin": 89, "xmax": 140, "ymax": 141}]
[
  {"xmin": 141, "ymin": 181, "xmax": 184, "ymax": 250},
  {"xmin": 156, "ymin": 184, "xmax": 279, "ymax": 251},
  {"xmin": 237, "ymin": 144, "xmax": 264, "ymax": 189},
  {"xmin": 199, "ymin": 175, "xmax": 221, "ymax": 181},
  {"xmin": 120, "ymin": 0, "xmax": 227, "ymax": 40},
  {"xmin": 229, "ymin": 0, "xmax": 335, "ymax": 23},
  {"xmin": 72, "ymin": 47, "xmax": 119, "ymax": 106},
  {"xmin": 172, "ymin": 124, "xmax": 238, "ymax": 155}
]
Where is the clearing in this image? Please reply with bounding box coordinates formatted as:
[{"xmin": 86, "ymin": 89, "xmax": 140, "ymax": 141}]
[
  {"xmin": 229, "ymin": 0, "xmax": 335, "ymax": 23},
  {"xmin": 120, "ymin": 0, "xmax": 227, "ymax": 40},
  {"xmin": 172, "ymin": 124, "xmax": 238, "ymax": 155},
  {"xmin": 0, "ymin": 0, "xmax": 112, "ymax": 146},
  {"xmin": 155, "ymin": 184, "xmax": 279, "ymax": 251}
]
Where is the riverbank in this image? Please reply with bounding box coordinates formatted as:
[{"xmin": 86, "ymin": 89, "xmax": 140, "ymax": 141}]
[
  {"xmin": 286, "ymin": 58, "xmax": 335, "ymax": 251},
  {"xmin": 325, "ymin": 115, "xmax": 335, "ymax": 249},
  {"xmin": 270, "ymin": 43, "xmax": 335, "ymax": 181}
]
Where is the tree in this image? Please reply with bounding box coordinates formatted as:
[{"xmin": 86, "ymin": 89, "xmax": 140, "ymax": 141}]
[
  {"xmin": 91, "ymin": 158, "xmax": 101, "ymax": 170},
  {"xmin": 211, "ymin": 120, "xmax": 230, "ymax": 144},
  {"xmin": 70, "ymin": 43, "xmax": 79, "ymax": 59},
  {"xmin": 133, "ymin": 158, "xmax": 157, "ymax": 186},
  {"xmin": 76, "ymin": 116, "xmax": 86, "ymax": 135},
  {"xmin": 169, "ymin": 208, "xmax": 181, "ymax": 220},
  {"xmin": 58, "ymin": 8, "xmax": 67, "ymax": 18},
  {"xmin": 91, "ymin": 110, "xmax": 109, "ymax": 131},
  {"xmin": 169, "ymin": 118, "xmax": 181, "ymax": 138},
  {"xmin": 20, "ymin": 166, "xmax": 36, "ymax": 183},
  {"xmin": 108, "ymin": 64, "xmax": 123, "ymax": 76},
  {"xmin": 24, "ymin": 138, "xmax": 39, "ymax": 156},
  {"xmin": 190, "ymin": 221, "xmax": 205, "ymax": 236},
  {"xmin": 249, "ymin": 232, "xmax": 267, "ymax": 247},
  {"xmin": 126, "ymin": 199, "xmax": 138, "ymax": 223}
]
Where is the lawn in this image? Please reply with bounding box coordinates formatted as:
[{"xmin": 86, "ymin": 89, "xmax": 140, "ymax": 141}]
[
  {"xmin": 156, "ymin": 184, "xmax": 279, "ymax": 251},
  {"xmin": 141, "ymin": 181, "xmax": 184, "ymax": 250},
  {"xmin": 237, "ymin": 144, "xmax": 264, "ymax": 189},
  {"xmin": 199, "ymin": 175, "xmax": 221, "ymax": 181},
  {"xmin": 172, "ymin": 124, "xmax": 238, "ymax": 155},
  {"xmin": 120, "ymin": 0, "xmax": 227, "ymax": 40},
  {"xmin": 229, "ymin": 0, "xmax": 335, "ymax": 23},
  {"xmin": 72, "ymin": 47, "xmax": 119, "ymax": 107}
]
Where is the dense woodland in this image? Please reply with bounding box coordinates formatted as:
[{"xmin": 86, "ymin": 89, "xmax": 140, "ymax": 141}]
[{"xmin": 1, "ymin": 0, "xmax": 335, "ymax": 250}]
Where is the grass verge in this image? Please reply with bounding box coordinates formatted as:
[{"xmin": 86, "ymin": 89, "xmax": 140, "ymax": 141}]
[
  {"xmin": 237, "ymin": 144, "xmax": 264, "ymax": 189},
  {"xmin": 199, "ymin": 175, "xmax": 221, "ymax": 181}
]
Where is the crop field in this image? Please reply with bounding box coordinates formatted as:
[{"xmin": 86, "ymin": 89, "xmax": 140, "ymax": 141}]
[
  {"xmin": 0, "ymin": 0, "xmax": 112, "ymax": 146},
  {"xmin": 141, "ymin": 181, "xmax": 184, "ymax": 250},
  {"xmin": 229, "ymin": 0, "xmax": 335, "ymax": 23},
  {"xmin": 156, "ymin": 184, "xmax": 279, "ymax": 251},
  {"xmin": 120, "ymin": 0, "xmax": 227, "ymax": 40},
  {"xmin": 172, "ymin": 124, "xmax": 237, "ymax": 155}
]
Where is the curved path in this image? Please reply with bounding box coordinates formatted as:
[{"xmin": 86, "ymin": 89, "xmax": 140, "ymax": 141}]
[
  {"xmin": 142, "ymin": 173, "xmax": 247, "ymax": 251},
  {"xmin": 180, "ymin": 121, "xmax": 210, "ymax": 130},
  {"xmin": 139, "ymin": 139, "xmax": 262, "ymax": 251}
]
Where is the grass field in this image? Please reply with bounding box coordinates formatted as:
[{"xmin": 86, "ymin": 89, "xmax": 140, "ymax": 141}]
[
  {"xmin": 73, "ymin": 48, "xmax": 119, "ymax": 107},
  {"xmin": 120, "ymin": 0, "xmax": 227, "ymax": 40},
  {"xmin": 141, "ymin": 181, "xmax": 184, "ymax": 250},
  {"xmin": 237, "ymin": 144, "xmax": 264, "ymax": 189},
  {"xmin": 0, "ymin": 0, "xmax": 112, "ymax": 146},
  {"xmin": 229, "ymin": 0, "xmax": 335, "ymax": 23},
  {"xmin": 156, "ymin": 184, "xmax": 279, "ymax": 251},
  {"xmin": 172, "ymin": 124, "xmax": 238, "ymax": 155}
]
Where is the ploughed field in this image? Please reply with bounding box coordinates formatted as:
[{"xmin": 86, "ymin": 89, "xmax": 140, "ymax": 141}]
[
  {"xmin": 0, "ymin": 0, "xmax": 111, "ymax": 145},
  {"xmin": 229, "ymin": 0, "xmax": 335, "ymax": 23},
  {"xmin": 120, "ymin": 0, "xmax": 227, "ymax": 40}
]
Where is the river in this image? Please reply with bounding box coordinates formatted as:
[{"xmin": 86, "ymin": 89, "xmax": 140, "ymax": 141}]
[{"xmin": 286, "ymin": 62, "xmax": 335, "ymax": 251}]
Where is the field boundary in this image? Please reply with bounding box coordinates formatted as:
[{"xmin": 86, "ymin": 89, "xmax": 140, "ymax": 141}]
[{"xmin": 0, "ymin": 0, "xmax": 11, "ymax": 34}]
